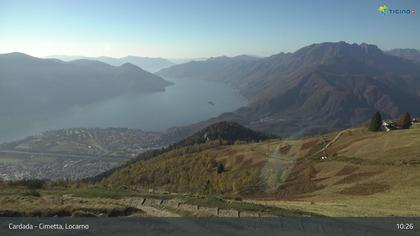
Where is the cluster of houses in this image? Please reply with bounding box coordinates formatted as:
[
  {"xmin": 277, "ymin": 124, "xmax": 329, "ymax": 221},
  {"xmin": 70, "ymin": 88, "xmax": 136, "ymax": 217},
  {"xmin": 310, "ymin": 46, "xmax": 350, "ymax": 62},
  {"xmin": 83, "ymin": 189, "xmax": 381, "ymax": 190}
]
[{"xmin": 381, "ymin": 118, "xmax": 418, "ymax": 132}]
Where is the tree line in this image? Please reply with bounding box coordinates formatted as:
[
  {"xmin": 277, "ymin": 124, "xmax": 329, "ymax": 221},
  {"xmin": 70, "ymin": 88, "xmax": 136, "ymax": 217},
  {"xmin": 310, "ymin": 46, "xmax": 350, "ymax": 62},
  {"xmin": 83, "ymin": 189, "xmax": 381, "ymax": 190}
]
[{"xmin": 369, "ymin": 111, "xmax": 414, "ymax": 132}]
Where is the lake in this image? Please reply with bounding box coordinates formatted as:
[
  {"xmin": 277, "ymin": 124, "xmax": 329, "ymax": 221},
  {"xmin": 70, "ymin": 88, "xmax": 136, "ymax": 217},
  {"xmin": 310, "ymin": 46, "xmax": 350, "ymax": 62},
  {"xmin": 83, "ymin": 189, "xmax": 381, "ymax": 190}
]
[{"xmin": 0, "ymin": 78, "xmax": 247, "ymax": 143}]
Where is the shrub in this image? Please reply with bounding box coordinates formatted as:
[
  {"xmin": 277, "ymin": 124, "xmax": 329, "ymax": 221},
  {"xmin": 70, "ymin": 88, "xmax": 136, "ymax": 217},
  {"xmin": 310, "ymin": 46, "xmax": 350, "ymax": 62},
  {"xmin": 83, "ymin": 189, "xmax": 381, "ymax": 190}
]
[
  {"xmin": 10, "ymin": 179, "xmax": 46, "ymax": 189},
  {"xmin": 24, "ymin": 189, "xmax": 41, "ymax": 197},
  {"xmin": 216, "ymin": 162, "xmax": 225, "ymax": 174},
  {"xmin": 395, "ymin": 112, "xmax": 412, "ymax": 129},
  {"xmin": 234, "ymin": 196, "xmax": 242, "ymax": 201}
]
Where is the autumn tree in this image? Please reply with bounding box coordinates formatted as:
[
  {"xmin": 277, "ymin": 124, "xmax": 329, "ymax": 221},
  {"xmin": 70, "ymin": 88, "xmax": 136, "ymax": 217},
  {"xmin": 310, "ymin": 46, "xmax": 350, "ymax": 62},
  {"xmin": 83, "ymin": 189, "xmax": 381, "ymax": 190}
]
[{"xmin": 396, "ymin": 112, "xmax": 412, "ymax": 129}]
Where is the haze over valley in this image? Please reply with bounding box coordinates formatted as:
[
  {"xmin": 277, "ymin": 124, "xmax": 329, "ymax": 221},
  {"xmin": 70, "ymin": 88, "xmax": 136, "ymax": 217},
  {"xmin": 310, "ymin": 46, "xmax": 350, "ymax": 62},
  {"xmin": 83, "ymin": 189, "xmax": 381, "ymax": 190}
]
[
  {"xmin": 0, "ymin": 53, "xmax": 247, "ymax": 143},
  {"xmin": 0, "ymin": 53, "xmax": 248, "ymax": 180}
]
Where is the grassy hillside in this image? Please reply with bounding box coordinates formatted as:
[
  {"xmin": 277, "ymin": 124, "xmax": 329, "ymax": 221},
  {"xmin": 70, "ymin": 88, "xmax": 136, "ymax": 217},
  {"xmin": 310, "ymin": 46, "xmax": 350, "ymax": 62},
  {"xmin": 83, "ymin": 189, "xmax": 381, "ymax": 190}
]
[
  {"xmin": 92, "ymin": 122, "xmax": 275, "ymax": 182},
  {"xmin": 0, "ymin": 180, "xmax": 309, "ymax": 217},
  {"xmin": 101, "ymin": 140, "xmax": 263, "ymax": 194},
  {"xmin": 1, "ymin": 124, "xmax": 419, "ymax": 217},
  {"xmin": 101, "ymin": 123, "xmax": 420, "ymax": 216}
]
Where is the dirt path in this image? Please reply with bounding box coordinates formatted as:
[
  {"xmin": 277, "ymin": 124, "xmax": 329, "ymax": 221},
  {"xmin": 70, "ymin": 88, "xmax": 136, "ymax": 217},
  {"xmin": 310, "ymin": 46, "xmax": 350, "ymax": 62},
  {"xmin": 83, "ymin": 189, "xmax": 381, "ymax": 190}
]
[
  {"xmin": 325, "ymin": 130, "xmax": 347, "ymax": 149},
  {"xmin": 315, "ymin": 130, "xmax": 347, "ymax": 156}
]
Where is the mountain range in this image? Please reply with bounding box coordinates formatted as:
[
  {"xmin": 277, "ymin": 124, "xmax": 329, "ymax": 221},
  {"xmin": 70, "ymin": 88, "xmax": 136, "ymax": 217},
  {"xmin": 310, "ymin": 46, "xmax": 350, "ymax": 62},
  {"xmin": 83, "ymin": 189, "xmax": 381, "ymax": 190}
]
[
  {"xmin": 158, "ymin": 42, "xmax": 420, "ymax": 136},
  {"xmin": 386, "ymin": 48, "xmax": 420, "ymax": 63},
  {"xmin": 47, "ymin": 55, "xmax": 176, "ymax": 72},
  {"xmin": 0, "ymin": 52, "xmax": 172, "ymax": 115},
  {"xmin": 2, "ymin": 42, "xmax": 420, "ymax": 180}
]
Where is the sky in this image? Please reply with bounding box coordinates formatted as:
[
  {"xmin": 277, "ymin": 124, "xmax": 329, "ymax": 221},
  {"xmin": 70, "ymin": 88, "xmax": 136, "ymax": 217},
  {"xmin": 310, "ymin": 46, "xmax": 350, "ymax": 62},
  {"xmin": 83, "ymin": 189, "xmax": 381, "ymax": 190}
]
[{"xmin": 0, "ymin": 0, "xmax": 419, "ymax": 58}]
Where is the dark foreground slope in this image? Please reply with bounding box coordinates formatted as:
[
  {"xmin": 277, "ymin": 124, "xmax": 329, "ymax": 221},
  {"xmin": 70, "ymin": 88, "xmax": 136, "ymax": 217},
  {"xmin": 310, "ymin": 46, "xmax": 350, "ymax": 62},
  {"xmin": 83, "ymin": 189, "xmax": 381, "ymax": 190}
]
[{"xmin": 159, "ymin": 42, "xmax": 420, "ymax": 136}]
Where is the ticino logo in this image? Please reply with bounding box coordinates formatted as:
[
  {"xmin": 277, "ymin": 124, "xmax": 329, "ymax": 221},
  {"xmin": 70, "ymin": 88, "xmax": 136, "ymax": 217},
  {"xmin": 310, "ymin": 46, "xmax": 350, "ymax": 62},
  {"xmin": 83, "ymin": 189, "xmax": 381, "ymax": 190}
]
[{"xmin": 378, "ymin": 4, "xmax": 416, "ymax": 15}]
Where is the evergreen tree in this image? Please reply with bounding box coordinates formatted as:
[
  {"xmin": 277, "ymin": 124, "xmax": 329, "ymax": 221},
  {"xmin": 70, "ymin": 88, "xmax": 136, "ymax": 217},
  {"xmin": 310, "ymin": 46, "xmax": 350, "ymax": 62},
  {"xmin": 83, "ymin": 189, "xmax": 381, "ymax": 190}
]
[
  {"xmin": 396, "ymin": 112, "xmax": 412, "ymax": 129},
  {"xmin": 368, "ymin": 111, "xmax": 383, "ymax": 132},
  {"xmin": 216, "ymin": 162, "xmax": 225, "ymax": 174}
]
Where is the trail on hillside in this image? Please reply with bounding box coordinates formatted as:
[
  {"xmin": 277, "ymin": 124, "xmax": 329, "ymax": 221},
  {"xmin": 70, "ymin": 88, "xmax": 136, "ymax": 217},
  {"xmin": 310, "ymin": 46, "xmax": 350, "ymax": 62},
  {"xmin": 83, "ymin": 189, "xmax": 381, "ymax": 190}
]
[
  {"xmin": 315, "ymin": 130, "xmax": 348, "ymax": 157},
  {"xmin": 325, "ymin": 130, "xmax": 347, "ymax": 149}
]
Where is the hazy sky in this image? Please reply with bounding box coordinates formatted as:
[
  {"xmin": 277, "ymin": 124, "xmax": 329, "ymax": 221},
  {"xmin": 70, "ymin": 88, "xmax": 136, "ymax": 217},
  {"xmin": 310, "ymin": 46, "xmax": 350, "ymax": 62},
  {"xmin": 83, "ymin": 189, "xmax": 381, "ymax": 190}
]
[{"xmin": 0, "ymin": 0, "xmax": 419, "ymax": 58}]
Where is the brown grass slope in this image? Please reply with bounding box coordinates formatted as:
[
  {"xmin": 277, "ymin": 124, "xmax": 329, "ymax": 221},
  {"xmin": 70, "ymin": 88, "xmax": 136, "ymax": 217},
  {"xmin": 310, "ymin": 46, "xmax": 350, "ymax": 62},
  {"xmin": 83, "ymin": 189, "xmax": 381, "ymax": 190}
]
[{"xmin": 102, "ymin": 123, "xmax": 420, "ymax": 216}]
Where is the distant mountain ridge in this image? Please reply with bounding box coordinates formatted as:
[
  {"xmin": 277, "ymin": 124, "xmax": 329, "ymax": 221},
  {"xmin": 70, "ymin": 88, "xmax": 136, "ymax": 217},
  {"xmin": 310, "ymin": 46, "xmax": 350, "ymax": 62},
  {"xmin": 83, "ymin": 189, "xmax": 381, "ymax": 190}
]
[
  {"xmin": 0, "ymin": 52, "xmax": 172, "ymax": 115},
  {"xmin": 157, "ymin": 55, "xmax": 260, "ymax": 85},
  {"xmin": 47, "ymin": 55, "xmax": 175, "ymax": 72},
  {"xmin": 159, "ymin": 42, "xmax": 420, "ymax": 136},
  {"xmin": 386, "ymin": 48, "xmax": 420, "ymax": 63}
]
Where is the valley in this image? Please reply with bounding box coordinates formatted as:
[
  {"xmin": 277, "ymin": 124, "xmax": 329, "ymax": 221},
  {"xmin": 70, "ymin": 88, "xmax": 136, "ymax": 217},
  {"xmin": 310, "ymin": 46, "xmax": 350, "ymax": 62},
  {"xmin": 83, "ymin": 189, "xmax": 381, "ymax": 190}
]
[
  {"xmin": 1, "ymin": 128, "xmax": 168, "ymax": 157},
  {"xmin": 1, "ymin": 42, "xmax": 420, "ymax": 218},
  {"xmin": 0, "ymin": 152, "xmax": 128, "ymax": 180},
  {"xmin": 0, "ymin": 75, "xmax": 247, "ymax": 180},
  {"xmin": 1, "ymin": 122, "xmax": 419, "ymax": 217},
  {"xmin": 0, "ymin": 122, "xmax": 268, "ymax": 180},
  {"xmin": 3, "ymin": 42, "xmax": 420, "ymax": 181},
  {"xmin": 3, "ymin": 2, "xmax": 420, "ymax": 235},
  {"xmin": 0, "ymin": 74, "xmax": 246, "ymax": 143},
  {"xmin": 0, "ymin": 127, "xmax": 174, "ymax": 180}
]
